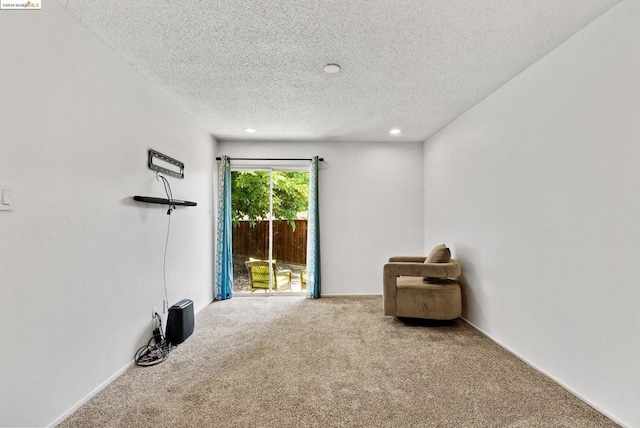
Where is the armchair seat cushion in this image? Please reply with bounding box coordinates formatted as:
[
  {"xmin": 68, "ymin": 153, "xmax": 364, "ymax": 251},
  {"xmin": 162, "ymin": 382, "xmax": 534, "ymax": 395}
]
[{"xmin": 395, "ymin": 277, "xmax": 461, "ymax": 319}]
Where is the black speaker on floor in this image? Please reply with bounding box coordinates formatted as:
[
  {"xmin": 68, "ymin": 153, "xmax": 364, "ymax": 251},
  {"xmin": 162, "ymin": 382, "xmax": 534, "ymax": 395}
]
[{"xmin": 166, "ymin": 299, "xmax": 194, "ymax": 345}]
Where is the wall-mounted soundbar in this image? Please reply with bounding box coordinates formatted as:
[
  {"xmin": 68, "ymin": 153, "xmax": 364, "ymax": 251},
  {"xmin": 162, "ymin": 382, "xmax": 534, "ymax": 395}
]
[{"xmin": 133, "ymin": 196, "xmax": 197, "ymax": 206}]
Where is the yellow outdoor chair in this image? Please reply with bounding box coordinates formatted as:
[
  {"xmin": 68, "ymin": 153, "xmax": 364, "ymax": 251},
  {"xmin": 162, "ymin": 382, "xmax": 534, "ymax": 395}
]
[{"xmin": 244, "ymin": 259, "xmax": 292, "ymax": 292}]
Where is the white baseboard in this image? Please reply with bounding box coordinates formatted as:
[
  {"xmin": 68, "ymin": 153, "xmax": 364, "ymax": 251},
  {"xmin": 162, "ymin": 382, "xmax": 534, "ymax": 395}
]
[
  {"xmin": 321, "ymin": 293, "xmax": 382, "ymax": 297},
  {"xmin": 48, "ymin": 359, "xmax": 134, "ymax": 427},
  {"xmin": 461, "ymin": 317, "xmax": 626, "ymax": 428},
  {"xmin": 230, "ymin": 293, "xmax": 382, "ymax": 298}
]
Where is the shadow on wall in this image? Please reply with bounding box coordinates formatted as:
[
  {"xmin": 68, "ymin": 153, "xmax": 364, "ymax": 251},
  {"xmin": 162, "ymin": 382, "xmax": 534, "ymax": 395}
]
[{"xmin": 453, "ymin": 245, "xmax": 481, "ymax": 322}]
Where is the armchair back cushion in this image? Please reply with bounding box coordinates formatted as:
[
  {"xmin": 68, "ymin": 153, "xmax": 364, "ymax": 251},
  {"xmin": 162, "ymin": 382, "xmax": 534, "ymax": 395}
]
[{"xmin": 425, "ymin": 244, "xmax": 451, "ymax": 263}]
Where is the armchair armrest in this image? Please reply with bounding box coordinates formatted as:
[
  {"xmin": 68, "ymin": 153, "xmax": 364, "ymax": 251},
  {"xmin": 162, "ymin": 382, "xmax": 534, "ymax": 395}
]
[
  {"xmin": 388, "ymin": 256, "xmax": 427, "ymax": 263},
  {"xmin": 277, "ymin": 269, "xmax": 292, "ymax": 280},
  {"xmin": 384, "ymin": 260, "xmax": 461, "ymax": 279}
]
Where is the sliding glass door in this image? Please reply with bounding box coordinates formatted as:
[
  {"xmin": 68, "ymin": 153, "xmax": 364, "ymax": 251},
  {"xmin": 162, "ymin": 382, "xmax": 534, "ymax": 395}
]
[{"xmin": 231, "ymin": 167, "xmax": 308, "ymax": 295}]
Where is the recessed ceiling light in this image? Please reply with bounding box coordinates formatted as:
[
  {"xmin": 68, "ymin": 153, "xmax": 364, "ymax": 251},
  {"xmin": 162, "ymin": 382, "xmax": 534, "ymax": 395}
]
[
  {"xmin": 244, "ymin": 128, "xmax": 256, "ymax": 133},
  {"xmin": 324, "ymin": 63, "xmax": 341, "ymax": 74},
  {"xmin": 389, "ymin": 128, "xmax": 402, "ymax": 135}
]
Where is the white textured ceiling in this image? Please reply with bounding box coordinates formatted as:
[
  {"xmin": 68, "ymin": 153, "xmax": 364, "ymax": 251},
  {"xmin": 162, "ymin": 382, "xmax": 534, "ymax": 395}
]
[{"xmin": 60, "ymin": 0, "xmax": 620, "ymax": 143}]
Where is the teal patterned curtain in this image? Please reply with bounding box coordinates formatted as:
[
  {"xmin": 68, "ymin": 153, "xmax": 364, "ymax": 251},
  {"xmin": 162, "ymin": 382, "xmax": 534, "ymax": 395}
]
[
  {"xmin": 215, "ymin": 156, "xmax": 233, "ymax": 300},
  {"xmin": 306, "ymin": 156, "xmax": 321, "ymax": 299}
]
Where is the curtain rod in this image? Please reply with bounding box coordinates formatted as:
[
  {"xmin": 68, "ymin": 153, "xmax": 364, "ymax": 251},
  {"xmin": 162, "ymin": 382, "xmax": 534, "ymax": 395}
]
[{"xmin": 215, "ymin": 157, "xmax": 324, "ymax": 161}]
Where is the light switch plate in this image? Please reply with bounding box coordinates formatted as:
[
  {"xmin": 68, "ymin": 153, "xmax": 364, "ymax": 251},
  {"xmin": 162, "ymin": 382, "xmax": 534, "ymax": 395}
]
[{"xmin": 0, "ymin": 186, "xmax": 14, "ymax": 211}]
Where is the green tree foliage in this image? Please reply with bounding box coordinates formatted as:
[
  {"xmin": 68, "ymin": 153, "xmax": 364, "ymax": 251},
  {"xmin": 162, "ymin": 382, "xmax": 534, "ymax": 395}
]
[{"xmin": 231, "ymin": 171, "xmax": 309, "ymax": 229}]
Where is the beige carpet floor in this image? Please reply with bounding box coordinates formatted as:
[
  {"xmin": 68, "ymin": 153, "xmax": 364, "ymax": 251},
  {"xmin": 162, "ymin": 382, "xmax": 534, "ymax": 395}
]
[{"xmin": 59, "ymin": 296, "xmax": 616, "ymax": 427}]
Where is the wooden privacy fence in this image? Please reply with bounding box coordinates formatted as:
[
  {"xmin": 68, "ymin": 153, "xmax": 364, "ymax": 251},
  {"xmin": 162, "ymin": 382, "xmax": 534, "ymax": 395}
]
[{"xmin": 232, "ymin": 220, "xmax": 308, "ymax": 265}]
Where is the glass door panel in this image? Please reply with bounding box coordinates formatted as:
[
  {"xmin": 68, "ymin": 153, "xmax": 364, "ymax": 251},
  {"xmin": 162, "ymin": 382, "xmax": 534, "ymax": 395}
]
[
  {"xmin": 271, "ymin": 171, "xmax": 308, "ymax": 293},
  {"xmin": 231, "ymin": 170, "xmax": 270, "ymax": 294}
]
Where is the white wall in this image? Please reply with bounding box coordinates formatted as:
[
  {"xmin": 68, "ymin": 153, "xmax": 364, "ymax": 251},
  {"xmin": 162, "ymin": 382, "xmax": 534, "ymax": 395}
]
[
  {"xmin": 422, "ymin": 1, "xmax": 638, "ymax": 425},
  {"xmin": 0, "ymin": 4, "xmax": 215, "ymax": 427},
  {"xmin": 217, "ymin": 141, "xmax": 424, "ymax": 295}
]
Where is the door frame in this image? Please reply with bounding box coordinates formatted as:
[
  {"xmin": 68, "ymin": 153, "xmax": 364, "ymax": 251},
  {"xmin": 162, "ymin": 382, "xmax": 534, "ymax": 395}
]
[{"xmin": 231, "ymin": 162, "xmax": 309, "ymax": 297}]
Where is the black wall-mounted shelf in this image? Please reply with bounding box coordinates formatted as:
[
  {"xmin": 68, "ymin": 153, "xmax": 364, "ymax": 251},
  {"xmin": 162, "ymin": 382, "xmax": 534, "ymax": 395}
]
[{"xmin": 133, "ymin": 196, "xmax": 197, "ymax": 207}]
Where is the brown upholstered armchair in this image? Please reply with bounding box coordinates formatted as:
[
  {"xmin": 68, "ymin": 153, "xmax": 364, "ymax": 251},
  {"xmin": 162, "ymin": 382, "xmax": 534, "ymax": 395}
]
[{"xmin": 383, "ymin": 247, "xmax": 462, "ymax": 320}]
